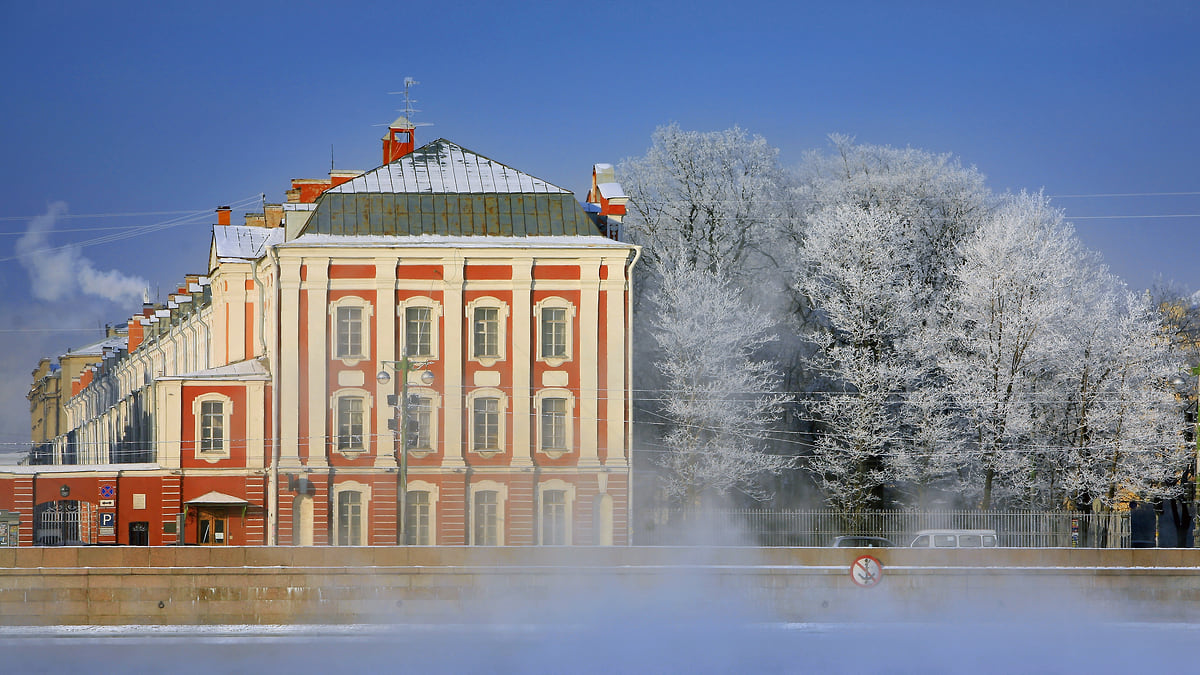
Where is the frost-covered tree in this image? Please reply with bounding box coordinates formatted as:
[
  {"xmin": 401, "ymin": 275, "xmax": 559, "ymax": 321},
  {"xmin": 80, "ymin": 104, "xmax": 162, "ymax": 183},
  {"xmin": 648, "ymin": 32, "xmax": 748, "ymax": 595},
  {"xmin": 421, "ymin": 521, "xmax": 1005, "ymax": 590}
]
[
  {"xmin": 942, "ymin": 192, "xmax": 1089, "ymax": 509},
  {"xmin": 619, "ymin": 123, "xmax": 791, "ymax": 283},
  {"xmin": 795, "ymin": 205, "xmax": 922, "ymax": 511},
  {"xmin": 650, "ymin": 264, "xmax": 793, "ymax": 505}
]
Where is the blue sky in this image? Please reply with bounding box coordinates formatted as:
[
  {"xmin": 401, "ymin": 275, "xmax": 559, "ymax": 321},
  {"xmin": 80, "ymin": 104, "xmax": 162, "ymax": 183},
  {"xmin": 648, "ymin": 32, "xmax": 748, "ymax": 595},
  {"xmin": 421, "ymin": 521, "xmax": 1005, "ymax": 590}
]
[{"xmin": 1, "ymin": 1, "xmax": 1197, "ymax": 459}]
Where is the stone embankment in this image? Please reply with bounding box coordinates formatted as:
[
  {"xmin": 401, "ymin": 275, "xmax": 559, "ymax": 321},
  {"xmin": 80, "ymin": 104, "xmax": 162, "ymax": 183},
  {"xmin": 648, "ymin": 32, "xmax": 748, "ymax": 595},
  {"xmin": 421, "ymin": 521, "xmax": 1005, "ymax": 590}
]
[{"xmin": 2, "ymin": 547, "xmax": 1198, "ymax": 625}]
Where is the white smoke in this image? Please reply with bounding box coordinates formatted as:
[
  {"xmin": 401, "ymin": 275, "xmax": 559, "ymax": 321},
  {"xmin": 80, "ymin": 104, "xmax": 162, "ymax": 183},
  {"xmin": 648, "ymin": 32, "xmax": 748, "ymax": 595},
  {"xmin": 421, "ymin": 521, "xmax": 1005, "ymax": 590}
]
[{"xmin": 15, "ymin": 202, "xmax": 148, "ymax": 304}]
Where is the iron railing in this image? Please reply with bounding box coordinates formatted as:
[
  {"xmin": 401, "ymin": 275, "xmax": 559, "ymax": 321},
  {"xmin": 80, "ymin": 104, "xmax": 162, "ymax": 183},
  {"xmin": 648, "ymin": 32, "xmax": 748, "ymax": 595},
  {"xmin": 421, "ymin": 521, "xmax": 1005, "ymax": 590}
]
[{"xmin": 638, "ymin": 509, "xmax": 1131, "ymax": 548}]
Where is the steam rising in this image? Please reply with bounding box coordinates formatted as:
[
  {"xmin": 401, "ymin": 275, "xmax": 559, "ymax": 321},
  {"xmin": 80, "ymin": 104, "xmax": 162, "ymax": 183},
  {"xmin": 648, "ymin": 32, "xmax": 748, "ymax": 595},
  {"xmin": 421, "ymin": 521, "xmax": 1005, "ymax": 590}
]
[{"xmin": 16, "ymin": 202, "xmax": 148, "ymax": 304}]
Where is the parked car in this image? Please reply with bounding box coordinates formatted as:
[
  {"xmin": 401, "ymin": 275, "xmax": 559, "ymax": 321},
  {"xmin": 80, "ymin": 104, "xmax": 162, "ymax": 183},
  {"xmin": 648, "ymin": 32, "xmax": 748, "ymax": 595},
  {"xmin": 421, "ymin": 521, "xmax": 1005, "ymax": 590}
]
[
  {"xmin": 832, "ymin": 535, "xmax": 894, "ymax": 548},
  {"xmin": 908, "ymin": 529, "xmax": 998, "ymax": 548}
]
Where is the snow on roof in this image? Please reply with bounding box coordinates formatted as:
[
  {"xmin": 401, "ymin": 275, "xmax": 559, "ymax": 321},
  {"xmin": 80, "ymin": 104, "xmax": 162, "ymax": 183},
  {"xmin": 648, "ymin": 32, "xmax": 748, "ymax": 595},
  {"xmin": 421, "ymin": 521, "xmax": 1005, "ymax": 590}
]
[
  {"xmin": 285, "ymin": 233, "xmax": 634, "ymax": 250},
  {"xmin": 213, "ymin": 226, "xmax": 284, "ymax": 261},
  {"xmin": 61, "ymin": 334, "xmax": 127, "ymax": 359},
  {"xmin": 161, "ymin": 359, "xmax": 271, "ymax": 381},
  {"xmin": 597, "ymin": 182, "xmax": 627, "ymax": 199},
  {"xmin": 327, "ymin": 139, "xmax": 571, "ymax": 195}
]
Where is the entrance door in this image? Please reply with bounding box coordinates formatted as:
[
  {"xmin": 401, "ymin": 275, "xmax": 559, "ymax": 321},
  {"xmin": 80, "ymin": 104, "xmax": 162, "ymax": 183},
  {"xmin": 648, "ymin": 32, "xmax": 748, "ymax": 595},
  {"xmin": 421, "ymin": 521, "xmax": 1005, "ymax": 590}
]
[
  {"xmin": 197, "ymin": 509, "xmax": 227, "ymax": 545},
  {"xmin": 128, "ymin": 521, "xmax": 149, "ymax": 546}
]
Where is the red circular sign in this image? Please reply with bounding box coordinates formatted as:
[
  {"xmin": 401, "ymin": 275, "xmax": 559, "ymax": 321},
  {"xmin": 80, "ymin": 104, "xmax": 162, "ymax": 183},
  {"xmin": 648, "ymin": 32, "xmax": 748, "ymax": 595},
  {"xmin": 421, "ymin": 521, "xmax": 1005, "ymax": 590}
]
[{"xmin": 850, "ymin": 555, "xmax": 883, "ymax": 588}]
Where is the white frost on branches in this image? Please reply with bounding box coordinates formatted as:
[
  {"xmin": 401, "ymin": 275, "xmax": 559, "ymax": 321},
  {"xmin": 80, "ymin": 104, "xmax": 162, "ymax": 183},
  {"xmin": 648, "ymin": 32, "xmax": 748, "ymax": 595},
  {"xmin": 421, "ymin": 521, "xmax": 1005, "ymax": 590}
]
[{"xmin": 650, "ymin": 265, "xmax": 794, "ymax": 505}]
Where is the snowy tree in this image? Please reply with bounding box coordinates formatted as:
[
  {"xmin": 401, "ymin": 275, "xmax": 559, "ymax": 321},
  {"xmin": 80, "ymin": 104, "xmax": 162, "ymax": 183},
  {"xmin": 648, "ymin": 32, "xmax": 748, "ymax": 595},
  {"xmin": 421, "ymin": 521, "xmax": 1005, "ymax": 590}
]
[
  {"xmin": 942, "ymin": 192, "xmax": 1092, "ymax": 509},
  {"xmin": 650, "ymin": 264, "xmax": 794, "ymax": 506},
  {"xmin": 619, "ymin": 123, "xmax": 791, "ymax": 283},
  {"xmin": 795, "ymin": 204, "xmax": 921, "ymax": 511}
]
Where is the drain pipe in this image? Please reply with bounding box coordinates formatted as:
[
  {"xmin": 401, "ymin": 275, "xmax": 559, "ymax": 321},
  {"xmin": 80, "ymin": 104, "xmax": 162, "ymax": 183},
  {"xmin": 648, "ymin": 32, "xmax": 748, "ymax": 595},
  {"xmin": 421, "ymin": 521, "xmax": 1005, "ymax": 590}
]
[{"xmin": 257, "ymin": 242, "xmax": 283, "ymax": 545}]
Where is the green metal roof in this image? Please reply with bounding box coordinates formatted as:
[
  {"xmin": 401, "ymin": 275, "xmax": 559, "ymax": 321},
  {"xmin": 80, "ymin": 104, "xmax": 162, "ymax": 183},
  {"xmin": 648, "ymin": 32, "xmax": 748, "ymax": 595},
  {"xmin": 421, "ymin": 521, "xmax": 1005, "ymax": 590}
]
[{"xmin": 299, "ymin": 139, "xmax": 603, "ymax": 237}]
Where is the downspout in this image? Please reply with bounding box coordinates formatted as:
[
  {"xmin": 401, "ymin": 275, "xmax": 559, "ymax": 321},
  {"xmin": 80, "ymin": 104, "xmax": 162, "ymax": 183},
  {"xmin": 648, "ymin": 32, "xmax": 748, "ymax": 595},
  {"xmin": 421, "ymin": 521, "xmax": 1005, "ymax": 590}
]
[
  {"xmin": 263, "ymin": 243, "xmax": 282, "ymax": 545},
  {"xmin": 624, "ymin": 245, "xmax": 641, "ymax": 545}
]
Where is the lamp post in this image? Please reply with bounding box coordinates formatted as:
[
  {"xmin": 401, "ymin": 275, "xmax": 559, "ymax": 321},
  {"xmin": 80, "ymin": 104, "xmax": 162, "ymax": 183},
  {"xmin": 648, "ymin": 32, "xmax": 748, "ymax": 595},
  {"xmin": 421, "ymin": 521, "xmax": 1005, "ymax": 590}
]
[{"xmin": 377, "ymin": 352, "xmax": 434, "ymax": 545}]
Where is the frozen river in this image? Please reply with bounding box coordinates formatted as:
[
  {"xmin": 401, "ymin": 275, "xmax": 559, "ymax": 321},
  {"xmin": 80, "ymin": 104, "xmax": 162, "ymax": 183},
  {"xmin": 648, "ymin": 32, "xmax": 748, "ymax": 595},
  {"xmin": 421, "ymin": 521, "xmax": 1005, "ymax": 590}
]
[{"xmin": 2, "ymin": 621, "xmax": 1196, "ymax": 674}]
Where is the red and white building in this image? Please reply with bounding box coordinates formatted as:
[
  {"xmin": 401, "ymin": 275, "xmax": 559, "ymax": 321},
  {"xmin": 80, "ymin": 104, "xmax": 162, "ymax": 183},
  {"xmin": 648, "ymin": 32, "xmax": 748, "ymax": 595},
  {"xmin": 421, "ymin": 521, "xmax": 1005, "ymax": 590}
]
[{"xmin": 0, "ymin": 119, "xmax": 639, "ymax": 547}]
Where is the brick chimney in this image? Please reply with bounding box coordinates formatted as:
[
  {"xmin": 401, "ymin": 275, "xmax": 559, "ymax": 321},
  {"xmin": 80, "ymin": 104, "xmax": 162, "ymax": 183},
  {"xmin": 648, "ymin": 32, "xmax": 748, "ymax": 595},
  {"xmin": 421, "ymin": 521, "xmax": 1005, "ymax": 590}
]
[
  {"xmin": 216, "ymin": 206, "xmax": 232, "ymax": 226},
  {"xmin": 383, "ymin": 116, "xmax": 416, "ymax": 163}
]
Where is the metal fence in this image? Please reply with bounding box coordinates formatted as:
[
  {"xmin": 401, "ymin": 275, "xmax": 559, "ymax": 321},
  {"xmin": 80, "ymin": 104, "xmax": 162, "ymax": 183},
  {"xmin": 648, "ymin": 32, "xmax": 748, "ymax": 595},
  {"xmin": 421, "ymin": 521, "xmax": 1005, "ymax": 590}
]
[{"xmin": 639, "ymin": 509, "xmax": 1131, "ymax": 548}]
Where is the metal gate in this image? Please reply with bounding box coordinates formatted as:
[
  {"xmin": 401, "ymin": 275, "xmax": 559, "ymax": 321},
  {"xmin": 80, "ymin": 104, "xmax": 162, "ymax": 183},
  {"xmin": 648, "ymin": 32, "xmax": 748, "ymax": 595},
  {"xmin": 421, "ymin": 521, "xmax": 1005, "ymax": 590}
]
[{"xmin": 34, "ymin": 500, "xmax": 95, "ymax": 545}]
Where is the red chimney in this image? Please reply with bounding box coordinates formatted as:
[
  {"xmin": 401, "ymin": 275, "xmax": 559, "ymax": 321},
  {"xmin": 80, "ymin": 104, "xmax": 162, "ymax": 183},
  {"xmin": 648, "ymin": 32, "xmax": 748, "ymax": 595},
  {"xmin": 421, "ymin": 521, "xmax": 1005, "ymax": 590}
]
[
  {"xmin": 383, "ymin": 116, "xmax": 416, "ymax": 163},
  {"xmin": 216, "ymin": 206, "xmax": 232, "ymax": 226}
]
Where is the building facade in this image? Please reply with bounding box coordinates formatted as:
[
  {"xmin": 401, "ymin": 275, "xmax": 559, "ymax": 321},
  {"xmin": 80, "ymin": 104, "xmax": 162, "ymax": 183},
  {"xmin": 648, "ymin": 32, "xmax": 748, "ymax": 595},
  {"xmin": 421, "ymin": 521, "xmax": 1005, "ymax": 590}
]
[{"xmin": 0, "ymin": 121, "xmax": 638, "ymax": 547}]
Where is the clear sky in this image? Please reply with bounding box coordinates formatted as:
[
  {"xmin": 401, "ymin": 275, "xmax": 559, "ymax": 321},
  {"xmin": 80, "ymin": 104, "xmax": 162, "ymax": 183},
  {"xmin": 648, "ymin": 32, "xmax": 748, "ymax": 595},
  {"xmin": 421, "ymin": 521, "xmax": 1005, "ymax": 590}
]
[{"xmin": 1, "ymin": 1, "xmax": 1197, "ymax": 461}]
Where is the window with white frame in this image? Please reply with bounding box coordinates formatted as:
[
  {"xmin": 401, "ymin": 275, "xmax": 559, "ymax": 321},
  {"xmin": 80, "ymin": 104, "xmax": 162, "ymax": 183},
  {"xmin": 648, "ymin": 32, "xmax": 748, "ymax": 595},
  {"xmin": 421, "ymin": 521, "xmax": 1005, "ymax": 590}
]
[
  {"xmin": 473, "ymin": 397, "xmax": 500, "ymax": 453},
  {"xmin": 534, "ymin": 297, "xmax": 575, "ymax": 365},
  {"xmin": 535, "ymin": 389, "xmax": 574, "ymax": 457},
  {"xmin": 405, "ymin": 490, "xmax": 431, "ymax": 545},
  {"xmin": 192, "ymin": 393, "xmax": 231, "ymax": 459},
  {"xmin": 466, "ymin": 388, "xmax": 506, "ymax": 455},
  {"xmin": 410, "ymin": 393, "xmax": 434, "ymax": 451},
  {"xmin": 399, "ymin": 297, "xmax": 442, "ymax": 360},
  {"xmin": 465, "ymin": 297, "xmax": 508, "ymax": 365},
  {"xmin": 331, "ymin": 389, "xmax": 372, "ymax": 453},
  {"xmin": 538, "ymin": 480, "xmax": 575, "ymax": 546},
  {"xmin": 405, "ymin": 481, "xmax": 439, "ymax": 546},
  {"xmin": 329, "ymin": 297, "xmax": 373, "ymax": 363},
  {"xmin": 470, "ymin": 483, "xmax": 507, "ymax": 546},
  {"xmin": 334, "ymin": 482, "xmax": 371, "ymax": 546}
]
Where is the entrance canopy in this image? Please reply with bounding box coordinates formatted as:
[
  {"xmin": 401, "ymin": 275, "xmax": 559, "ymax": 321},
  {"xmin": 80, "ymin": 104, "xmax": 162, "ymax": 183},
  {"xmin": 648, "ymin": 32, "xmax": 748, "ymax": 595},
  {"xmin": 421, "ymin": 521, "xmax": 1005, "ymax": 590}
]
[{"xmin": 186, "ymin": 491, "xmax": 248, "ymax": 506}]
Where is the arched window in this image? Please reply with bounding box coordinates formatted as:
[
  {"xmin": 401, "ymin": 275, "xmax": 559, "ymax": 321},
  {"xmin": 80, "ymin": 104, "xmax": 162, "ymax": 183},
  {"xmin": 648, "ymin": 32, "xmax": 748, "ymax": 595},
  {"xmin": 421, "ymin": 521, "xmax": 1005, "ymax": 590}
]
[{"xmin": 465, "ymin": 297, "xmax": 509, "ymax": 366}]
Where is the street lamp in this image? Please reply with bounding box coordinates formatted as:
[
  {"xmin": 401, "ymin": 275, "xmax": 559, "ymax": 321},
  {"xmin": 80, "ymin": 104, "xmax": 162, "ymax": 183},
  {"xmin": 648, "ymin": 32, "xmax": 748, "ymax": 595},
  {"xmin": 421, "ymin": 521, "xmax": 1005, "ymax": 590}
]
[{"xmin": 378, "ymin": 352, "xmax": 434, "ymax": 545}]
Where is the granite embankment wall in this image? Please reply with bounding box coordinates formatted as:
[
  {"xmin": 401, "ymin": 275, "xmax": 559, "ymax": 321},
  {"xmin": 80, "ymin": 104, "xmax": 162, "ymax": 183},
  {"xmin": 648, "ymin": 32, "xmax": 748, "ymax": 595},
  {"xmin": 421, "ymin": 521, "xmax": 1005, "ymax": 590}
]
[{"xmin": 2, "ymin": 547, "xmax": 1198, "ymax": 625}]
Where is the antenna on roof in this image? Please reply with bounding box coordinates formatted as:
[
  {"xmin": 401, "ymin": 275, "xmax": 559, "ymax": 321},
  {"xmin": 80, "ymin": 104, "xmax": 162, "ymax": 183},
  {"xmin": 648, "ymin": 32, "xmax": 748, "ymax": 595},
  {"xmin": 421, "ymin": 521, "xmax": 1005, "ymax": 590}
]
[{"xmin": 382, "ymin": 77, "xmax": 433, "ymax": 129}]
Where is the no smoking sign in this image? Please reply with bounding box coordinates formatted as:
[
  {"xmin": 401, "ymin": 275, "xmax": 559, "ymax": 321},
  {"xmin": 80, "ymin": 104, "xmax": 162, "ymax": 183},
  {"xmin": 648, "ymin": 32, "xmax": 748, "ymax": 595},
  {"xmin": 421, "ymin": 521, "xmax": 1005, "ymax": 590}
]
[{"xmin": 850, "ymin": 555, "xmax": 883, "ymax": 588}]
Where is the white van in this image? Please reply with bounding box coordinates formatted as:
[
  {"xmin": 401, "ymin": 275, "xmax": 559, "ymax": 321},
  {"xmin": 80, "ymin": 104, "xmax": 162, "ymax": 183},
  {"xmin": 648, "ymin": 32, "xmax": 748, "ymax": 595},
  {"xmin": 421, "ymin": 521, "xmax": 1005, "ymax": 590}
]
[{"xmin": 908, "ymin": 529, "xmax": 998, "ymax": 548}]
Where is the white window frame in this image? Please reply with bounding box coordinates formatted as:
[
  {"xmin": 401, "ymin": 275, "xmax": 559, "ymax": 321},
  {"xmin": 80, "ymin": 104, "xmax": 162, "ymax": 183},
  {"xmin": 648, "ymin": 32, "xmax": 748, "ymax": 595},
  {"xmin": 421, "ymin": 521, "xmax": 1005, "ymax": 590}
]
[
  {"xmin": 465, "ymin": 297, "xmax": 508, "ymax": 367},
  {"xmin": 329, "ymin": 296, "xmax": 374, "ymax": 365},
  {"xmin": 537, "ymin": 479, "xmax": 576, "ymax": 546},
  {"xmin": 469, "ymin": 481, "xmax": 508, "ymax": 546},
  {"xmin": 192, "ymin": 392, "xmax": 232, "ymax": 461},
  {"xmin": 466, "ymin": 388, "xmax": 507, "ymax": 456},
  {"xmin": 397, "ymin": 296, "xmax": 442, "ymax": 360},
  {"xmin": 534, "ymin": 389, "xmax": 575, "ymax": 458},
  {"xmin": 405, "ymin": 481, "xmax": 439, "ymax": 546},
  {"xmin": 405, "ymin": 388, "xmax": 441, "ymax": 457},
  {"xmin": 534, "ymin": 297, "xmax": 576, "ymax": 367},
  {"xmin": 330, "ymin": 388, "xmax": 373, "ymax": 455},
  {"xmin": 333, "ymin": 481, "xmax": 371, "ymax": 546}
]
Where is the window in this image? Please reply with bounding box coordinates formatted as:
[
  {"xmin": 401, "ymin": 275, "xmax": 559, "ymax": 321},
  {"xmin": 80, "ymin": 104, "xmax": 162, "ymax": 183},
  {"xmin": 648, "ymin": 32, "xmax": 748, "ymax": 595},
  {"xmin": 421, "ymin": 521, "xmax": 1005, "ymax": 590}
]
[
  {"xmin": 465, "ymin": 297, "xmax": 508, "ymax": 365},
  {"xmin": 535, "ymin": 390, "xmax": 574, "ymax": 457},
  {"xmin": 406, "ymin": 490, "xmax": 431, "ymax": 545},
  {"xmin": 540, "ymin": 398, "xmax": 568, "ymax": 451},
  {"xmin": 330, "ymin": 297, "xmax": 373, "ymax": 363},
  {"xmin": 398, "ymin": 297, "xmax": 441, "ymax": 361},
  {"xmin": 336, "ymin": 306, "xmax": 363, "ymax": 359},
  {"xmin": 537, "ymin": 480, "xmax": 575, "ymax": 546},
  {"xmin": 192, "ymin": 393, "xmax": 231, "ymax": 459},
  {"xmin": 199, "ymin": 400, "xmax": 224, "ymax": 453},
  {"xmin": 541, "ymin": 490, "xmax": 567, "ymax": 545},
  {"xmin": 534, "ymin": 297, "xmax": 575, "ymax": 365},
  {"xmin": 405, "ymin": 306, "xmax": 433, "ymax": 358},
  {"xmin": 337, "ymin": 491, "xmax": 362, "ymax": 546},
  {"xmin": 473, "ymin": 397, "xmax": 500, "ymax": 452},
  {"xmin": 411, "ymin": 395, "xmax": 433, "ymax": 450},
  {"xmin": 541, "ymin": 308, "xmax": 568, "ymax": 358},
  {"xmin": 473, "ymin": 307, "xmax": 499, "ymax": 358},
  {"xmin": 473, "ymin": 490, "xmax": 499, "ymax": 545},
  {"xmin": 337, "ymin": 396, "xmax": 365, "ymax": 451}
]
